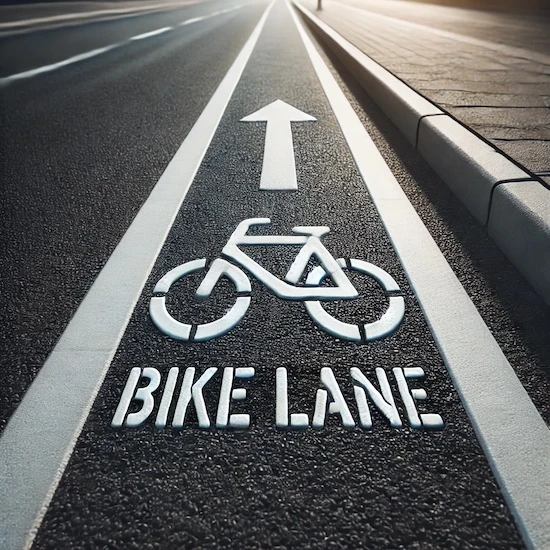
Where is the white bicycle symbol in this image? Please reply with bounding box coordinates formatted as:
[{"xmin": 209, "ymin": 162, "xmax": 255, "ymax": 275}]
[{"xmin": 150, "ymin": 218, "xmax": 405, "ymax": 343}]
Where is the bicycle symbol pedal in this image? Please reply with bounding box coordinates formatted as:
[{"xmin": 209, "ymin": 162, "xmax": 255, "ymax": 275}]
[{"xmin": 150, "ymin": 218, "xmax": 405, "ymax": 343}]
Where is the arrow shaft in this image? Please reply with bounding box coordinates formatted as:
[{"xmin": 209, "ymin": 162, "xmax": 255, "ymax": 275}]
[{"xmin": 260, "ymin": 119, "xmax": 297, "ymax": 190}]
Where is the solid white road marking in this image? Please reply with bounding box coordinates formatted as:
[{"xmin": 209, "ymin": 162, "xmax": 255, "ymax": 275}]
[
  {"xmin": 0, "ymin": 5, "xmax": 244, "ymax": 84},
  {"xmin": 0, "ymin": 2, "xmax": 274, "ymax": 548},
  {"xmin": 287, "ymin": 1, "xmax": 550, "ymax": 547},
  {"xmin": 241, "ymin": 99, "xmax": 316, "ymax": 190}
]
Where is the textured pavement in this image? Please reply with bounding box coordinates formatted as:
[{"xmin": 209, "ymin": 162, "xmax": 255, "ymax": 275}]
[
  {"xmin": 30, "ymin": 3, "xmax": 524, "ymax": 546},
  {"xmin": 0, "ymin": 0, "xmax": 259, "ymax": 433},
  {"xmin": 2, "ymin": 0, "xmax": 550, "ymax": 547},
  {"xmin": 299, "ymin": 0, "xmax": 550, "ymax": 181}
]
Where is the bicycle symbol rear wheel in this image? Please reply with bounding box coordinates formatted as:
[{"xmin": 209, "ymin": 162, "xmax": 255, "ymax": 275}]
[
  {"xmin": 304, "ymin": 258, "xmax": 405, "ymax": 342},
  {"xmin": 149, "ymin": 258, "xmax": 251, "ymax": 342}
]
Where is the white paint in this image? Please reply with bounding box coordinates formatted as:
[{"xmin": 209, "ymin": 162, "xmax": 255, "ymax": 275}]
[
  {"xmin": 275, "ymin": 367, "xmax": 309, "ymax": 429},
  {"xmin": 312, "ymin": 368, "xmax": 355, "ymax": 429},
  {"xmin": 350, "ymin": 367, "xmax": 402, "ymax": 428},
  {"xmin": 216, "ymin": 368, "xmax": 235, "ymax": 429},
  {"xmin": 0, "ymin": 5, "xmax": 244, "ymax": 84},
  {"xmin": 404, "ymin": 367, "xmax": 424, "ymax": 379},
  {"xmin": 0, "ymin": 2, "xmax": 275, "ymax": 547},
  {"xmin": 152, "ymin": 218, "xmax": 403, "ymax": 341},
  {"xmin": 216, "ymin": 367, "xmax": 253, "ymax": 429},
  {"xmin": 150, "ymin": 258, "xmax": 251, "ymax": 342},
  {"xmin": 287, "ymin": 2, "xmax": 550, "ymax": 545},
  {"xmin": 197, "ymin": 297, "xmax": 252, "ymax": 341},
  {"xmin": 420, "ymin": 414, "xmax": 445, "ymax": 429},
  {"xmin": 241, "ymin": 100, "xmax": 316, "ymax": 190},
  {"xmin": 411, "ymin": 389, "xmax": 427, "ymax": 400},
  {"xmin": 0, "ymin": 45, "xmax": 118, "ymax": 83},
  {"xmin": 276, "ymin": 367, "xmax": 290, "ymax": 428},
  {"xmin": 125, "ymin": 368, "xmax": 162, "ymax": 428},
  {"xmin": 235, "ymin": 367, "xmax": 255, "ymax": 379},
  {"xmin": 223, "ymin": 218, "xmax": 357, "ymax": 300},
  {"xmin": 155, "ymin": 367, "xmax": 179, "ymax": 429},
  {"xmin": 304, "ymin": 258, "xmax": 404, "ymax": 342},
  {"xmin": 0, "ymin": 0, "xmax": 204, "ymax": 31},
  {"xmin": 173, "ymin": 367, "xmax": 218, "ymax": 428},
  {"xmin": 232, "ymin": 388, "xmax": 247, "ymax": 400},
  {"xmin": 180, "ymin": 16, "xmax": 207, "ymax": 25},
  {"xmin": 111, "ymin": 367, "xmax": 142, "ymax": 428},
  {"xmin": 312, "ymin": 389, "xmax": 328, "ymax": 429},
  {"xmin": 353, "ymin": 386, "xmax": 372, "ymax": 428},
  {"xmin": 196, "ymin": 258, "xmax": 251, "ymax": 297},
  {"xmin": 150, "ymin": 258, "xmax": 206, "ymax": 341},
  {"xmin": 180, "ymin": 6, "xmax": 241, "ymax": 26},
  {"xmin": 129, "ymin": 26, "xmax": 172, "ymax": 40},
  {"xmin": 393, "ymin": 367, "xmax": 421, "ymax": 429},
  {"xmin": 228, "ymin": 414, "xmax": 250, "ymax": 429}
]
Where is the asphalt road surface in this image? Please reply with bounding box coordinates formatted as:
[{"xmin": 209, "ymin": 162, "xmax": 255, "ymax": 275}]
[{"xmin": 1, "ymin": 0, "xmax": 549, "ymax": 548}]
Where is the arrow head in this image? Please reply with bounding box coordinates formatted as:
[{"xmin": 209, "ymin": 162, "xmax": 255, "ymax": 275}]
[{"xmin": 241, "ymin": 99, "xmax": 316, "ymax": 122}]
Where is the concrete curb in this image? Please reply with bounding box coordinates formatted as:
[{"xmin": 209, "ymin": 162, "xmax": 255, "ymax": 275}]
[
  {"xmin": 293, "ymin": 0, "xmax": 550, "ymax": 307},
  {"xmin": 488, "ymin": 182, "xmax": 550, "ymax": 305}
]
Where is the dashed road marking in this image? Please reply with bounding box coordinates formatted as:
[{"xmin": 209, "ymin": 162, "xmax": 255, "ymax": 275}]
[
  {"xmin": 129, "ymin": 26, "xmax": 173, "ymax": 41},
  {"xmin": 0, "ymin": 4, "xmax": 243, "ymax": 85}
]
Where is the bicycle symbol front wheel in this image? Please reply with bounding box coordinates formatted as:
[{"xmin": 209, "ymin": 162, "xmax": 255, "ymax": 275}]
[
  {"xmin": 149, "ymin": 258, "xmax": 251, "ymax": 342},
  {"xmin": 304, "ymin": 258, "xmax": 405, "ymax": 342}
]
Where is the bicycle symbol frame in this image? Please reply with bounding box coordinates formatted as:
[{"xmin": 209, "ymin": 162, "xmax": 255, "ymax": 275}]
[{"xmin": 150, "ymin": 218, "xmax": 405, "ymax": 343}]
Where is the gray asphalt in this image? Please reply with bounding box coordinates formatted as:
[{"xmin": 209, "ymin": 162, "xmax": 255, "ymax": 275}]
[
  {"xmin": 0, "ymin": 0, "xmax": 264, "ymax": 433},
  {"xmin": 0, "ymin": 0, "xmax": 247, "ymax": 77},
  {"xmin": 1, "ymin": 0, "xmax": 550, "ymax": 547}
]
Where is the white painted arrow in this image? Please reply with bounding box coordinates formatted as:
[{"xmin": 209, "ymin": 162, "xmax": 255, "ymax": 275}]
[{"xmin": 241, "ymin": 99, "xmax": 316, "ymax": 190}]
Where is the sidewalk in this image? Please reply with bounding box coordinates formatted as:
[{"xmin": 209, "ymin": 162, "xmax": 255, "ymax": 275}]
[
  {"xmin": 295, "ymin": 0, "xmax": 550, "ymax": 306},
  {"xmin": 299, "ymin": 0, "xmax": 550, "ymax": 186}
]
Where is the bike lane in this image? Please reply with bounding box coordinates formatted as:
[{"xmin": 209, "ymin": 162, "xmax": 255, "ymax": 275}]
[{"xmin": 2, "ymin": 0, "xmax": 540, "ymax": 547}]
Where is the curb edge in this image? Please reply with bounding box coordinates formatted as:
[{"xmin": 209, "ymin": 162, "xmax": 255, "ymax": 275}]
[{"xmin": 293, "ymin": 0, "xmax": 550, "ymax": 307}]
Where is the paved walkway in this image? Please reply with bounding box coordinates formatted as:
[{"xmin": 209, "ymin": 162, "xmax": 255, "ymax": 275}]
[{"xmin": 300, "ymin": 0, "xmax": 550, "ymax": 186}]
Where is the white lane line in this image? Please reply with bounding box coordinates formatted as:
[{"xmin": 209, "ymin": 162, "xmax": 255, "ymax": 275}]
[
  {"xmin": 334, "ymin": 1, "xmax": 550, "ymax": 66},
  {"xmin": 0, "ymin": 5, "xmax": 244, "ymax": 84},
  {"xmin": 180, "ymin": 15, "xmax": 207, "ymax": 25},
  {"xmin": 287, "ymin": 1, "xmax": 550, "ymax": 548},
  {"xmin": 0, "ymin": 0, "xmax": 203, "ymax": 31},
  {"xmin": 179, "ymin": 6, "xmax": 242, "ymax": 26},
  {"xmin": 129, "ymin": 26, "xmax": 173, "ymax": 40},
  {"xmin": 0, "ymin": 44, "xmax": 119, "ymax": 82},
  {"xmin": 0, "ymin": 2, "xmax": 274, "ymax": 548}
]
